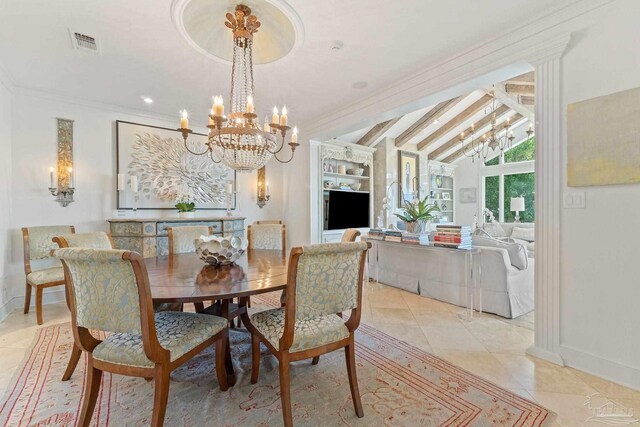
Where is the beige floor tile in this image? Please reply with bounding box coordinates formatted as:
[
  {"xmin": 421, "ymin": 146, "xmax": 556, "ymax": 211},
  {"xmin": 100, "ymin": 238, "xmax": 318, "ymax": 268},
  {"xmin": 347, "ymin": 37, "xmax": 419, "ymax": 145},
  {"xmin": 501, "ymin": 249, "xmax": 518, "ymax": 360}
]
[
  {"xmin": 420, "ymin": 325, "xmax": 487, "ymax": 352},
  {"xmin": 369, "ymin": 307, "xmax": 417, "ymax": 325},
  {"xmin": 569, "ymin": 368, "xmax": 640, "ymax": 401},
  {"xmin": 0, "ymin": 347, "xmax": 28, "ymax": 389},
  {"xmin": 363, "ymin": 321, "xmax": 432, "ymax": 353},
  {"xmin": 413, "ymin": 310, "xmax": 467, "ymax": 329},
  {"xmin": 401, "ymin": 292, "xmax": 457, "ymax": 313},
  {"xmin": 432, "ymin": 350, "xmax": 523, "ymax": 389},
  {"xmin": 0, "ymin": 324, "xmax": 39, "ymax": 348},
  {"xmin": 494, "ymin": 353, "xmax": 597, "ymax": 395}
]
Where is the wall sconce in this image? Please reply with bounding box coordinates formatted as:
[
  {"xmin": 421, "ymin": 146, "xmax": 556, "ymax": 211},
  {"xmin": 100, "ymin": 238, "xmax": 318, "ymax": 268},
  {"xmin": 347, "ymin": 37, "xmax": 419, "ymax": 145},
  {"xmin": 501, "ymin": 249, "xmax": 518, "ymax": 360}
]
[
  {"xmin": 48, "ymin": 118, "xmax": 75, "ymax": 207},
  {"xmin": 257, "ymin": 166, "xmax": 270, "ymax": 208}
]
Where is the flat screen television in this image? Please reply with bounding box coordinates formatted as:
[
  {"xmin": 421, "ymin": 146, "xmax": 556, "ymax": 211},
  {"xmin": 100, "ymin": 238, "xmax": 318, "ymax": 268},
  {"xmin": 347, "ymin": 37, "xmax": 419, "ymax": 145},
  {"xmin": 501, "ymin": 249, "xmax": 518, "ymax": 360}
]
[{"xmin": 325, "ymin": 191, "xmax": 370, "ymax": 230}]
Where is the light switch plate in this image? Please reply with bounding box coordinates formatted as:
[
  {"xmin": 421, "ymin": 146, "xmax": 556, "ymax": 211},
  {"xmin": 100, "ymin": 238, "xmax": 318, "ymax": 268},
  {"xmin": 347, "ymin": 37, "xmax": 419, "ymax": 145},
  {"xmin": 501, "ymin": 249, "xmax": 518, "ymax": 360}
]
[{"xmin": 563, "ymin": 191, "xmax": 586, "ymax": 209}]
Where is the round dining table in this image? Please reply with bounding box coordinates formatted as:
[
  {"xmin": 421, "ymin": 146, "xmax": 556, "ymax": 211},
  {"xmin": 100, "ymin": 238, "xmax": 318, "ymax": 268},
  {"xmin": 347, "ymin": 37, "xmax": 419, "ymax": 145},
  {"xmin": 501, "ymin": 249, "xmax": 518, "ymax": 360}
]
[{"xmin": 143, "ymin": 249, "xmax": 289, "ymax": 385}]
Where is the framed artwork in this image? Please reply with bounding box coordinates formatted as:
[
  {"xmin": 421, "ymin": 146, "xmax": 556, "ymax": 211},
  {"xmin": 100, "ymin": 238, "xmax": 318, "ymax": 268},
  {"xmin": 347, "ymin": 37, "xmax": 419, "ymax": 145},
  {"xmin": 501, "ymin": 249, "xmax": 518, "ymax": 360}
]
[
  {"xmin": 398, "ymin": 151, "xmax": 419, "ymax": 205},
  {"xmin": 116, "ymin": 121, "xmax": 235, "ymax": 210},
  {"xmin": 442, "ymin": 192, "xmax": 451, "ymax": 200},
  {"xmin": 459, "ymin": 187, "xmax": 477, "ymax": 204}
]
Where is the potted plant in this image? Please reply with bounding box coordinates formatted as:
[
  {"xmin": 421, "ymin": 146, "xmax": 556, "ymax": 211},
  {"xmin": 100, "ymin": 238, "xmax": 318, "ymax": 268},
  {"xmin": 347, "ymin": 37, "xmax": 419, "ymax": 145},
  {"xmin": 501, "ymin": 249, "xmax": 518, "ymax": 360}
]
[
  {"xmin": 395, "ymin": 196, "xmax": 440, "ymax": 234},
  {"xmin": 175, "ymin": 196, "xmax": 196, "ymax": 219}
]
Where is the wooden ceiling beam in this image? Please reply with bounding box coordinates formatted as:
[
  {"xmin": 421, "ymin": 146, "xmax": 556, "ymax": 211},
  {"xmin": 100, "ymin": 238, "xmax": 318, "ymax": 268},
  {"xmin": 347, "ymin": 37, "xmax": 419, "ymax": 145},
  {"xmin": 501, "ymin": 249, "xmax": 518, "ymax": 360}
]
[
  {"xmin": 505, "ymin": 83, "xmax": 535, "ymax": 96},
  {"xmin": 506, "ymin": 71, "xmax": 535, "ymax": 85},
  {"xmin": 520, "ymin": 95, "xmax": 535, "ymax": 106},
  {"xmin": 416, "ymin": 94, "xmax": 493, "ymax": 151},
  {"xmin": 428, "ymin": 105, "xmax": 511, "ymax": 160},
  {"xmin": 394, "ymin": 97, "xmax": 461, "ymax": 148},
  {"xmin": 491, "ymin": 85, "xmax": 534, "ymax": 121},
  {"xmin": 355, "ymin": 117, "xmax": 401, "ymax": 146},
  {"xmin": 442, "ymin": 113, "xmax": 524, "ymax": 163}
]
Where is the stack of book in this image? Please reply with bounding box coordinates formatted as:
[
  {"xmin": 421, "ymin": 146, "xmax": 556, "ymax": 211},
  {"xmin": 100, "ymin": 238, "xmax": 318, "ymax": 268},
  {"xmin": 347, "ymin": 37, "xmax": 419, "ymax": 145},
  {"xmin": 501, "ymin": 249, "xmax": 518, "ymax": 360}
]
[
  {"xmin": 367, "ymin": 228, "xmax": 385, "ymax": 240},
  {"xmin": 401, "ymin": 232, "xmax": 421, "ymax": 245},
  {"xmin": 434, "ymin": 225, "xmax": 472, "ymax": 249},
  {"xmin": 384, "ymin": 230, "xmax": 403, "ymax": 242}
]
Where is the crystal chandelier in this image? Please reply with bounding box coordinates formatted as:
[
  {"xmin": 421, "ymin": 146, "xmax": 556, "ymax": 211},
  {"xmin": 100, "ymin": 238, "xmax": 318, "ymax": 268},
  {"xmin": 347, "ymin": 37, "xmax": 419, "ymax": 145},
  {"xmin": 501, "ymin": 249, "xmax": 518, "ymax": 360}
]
[
  {"xmin": 177, "ymin": 4, "xmax": 299, "ymax": 171},
  {"xmin": 458, "ymin": 92, "xmax": 533, "ymax": 163}
]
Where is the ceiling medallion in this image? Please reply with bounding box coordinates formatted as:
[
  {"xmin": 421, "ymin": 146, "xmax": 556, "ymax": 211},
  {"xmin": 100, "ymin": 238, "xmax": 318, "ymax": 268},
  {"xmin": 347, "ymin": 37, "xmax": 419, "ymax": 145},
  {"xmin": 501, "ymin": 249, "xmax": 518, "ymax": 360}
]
[{"xmin": 177, "ymin": 4, "xmax": 299, "ymax": 171}]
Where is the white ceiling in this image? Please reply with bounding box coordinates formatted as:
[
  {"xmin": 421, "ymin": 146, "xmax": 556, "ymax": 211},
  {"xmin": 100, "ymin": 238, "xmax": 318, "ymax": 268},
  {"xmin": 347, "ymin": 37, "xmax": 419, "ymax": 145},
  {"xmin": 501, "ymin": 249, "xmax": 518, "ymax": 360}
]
[{"xmin": 0, "ymin": 0, "xmax": 568, "ymax": 129}]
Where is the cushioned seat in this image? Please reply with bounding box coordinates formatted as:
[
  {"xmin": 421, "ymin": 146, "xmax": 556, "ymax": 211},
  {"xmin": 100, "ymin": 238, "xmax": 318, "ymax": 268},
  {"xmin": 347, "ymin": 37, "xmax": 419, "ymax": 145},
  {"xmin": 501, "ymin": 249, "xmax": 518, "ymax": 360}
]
[
  {"xmin": 26, "ymin": 267, "xmax": 64, "ymax": 285},
  {"xmin": 93, "ymin": 311, "xmax": 228, "ymax": 367},
  {"xmin": 250, "ymin": 307, "xmax": 349, "ymax": 353}
]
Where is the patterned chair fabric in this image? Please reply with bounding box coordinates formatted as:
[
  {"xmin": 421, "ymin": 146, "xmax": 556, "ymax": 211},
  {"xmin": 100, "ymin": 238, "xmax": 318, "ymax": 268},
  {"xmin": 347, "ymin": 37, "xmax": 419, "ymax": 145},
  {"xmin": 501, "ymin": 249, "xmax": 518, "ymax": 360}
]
[
  {"xmin": 249, "ymin": 223, "xmax": 284, "ymax": 250},
  {"xmin": 25, "ymin": 225, "xmax": 74, "ymax": 261},
  {"xmin": 58, "ymin": 232, "xmax": 112, "ymax": 249},
  {"xmin": 341, "ymin": 228, "xmax": 362, "ymax": 243},
  {"xmin": 26, "ymin": 267, "xmax": 64, "ymax": 285},
  {"xmin": 169, "ymin": 226, "xmax": 211, "ymax": 254},
  {"xmin": 294, "ymin": 242, "xmax": 366, "ymax": 320},
  {"xmin": 54, "ymin": 248, "xmax": 142, "ymax": 334},
  {"xmin": 251, "ymin": 308, "xmax": 349, "ymax": 352},
  {"xmin": 93, "ymin": 311, "xmax": 227, "ymax": 367}
]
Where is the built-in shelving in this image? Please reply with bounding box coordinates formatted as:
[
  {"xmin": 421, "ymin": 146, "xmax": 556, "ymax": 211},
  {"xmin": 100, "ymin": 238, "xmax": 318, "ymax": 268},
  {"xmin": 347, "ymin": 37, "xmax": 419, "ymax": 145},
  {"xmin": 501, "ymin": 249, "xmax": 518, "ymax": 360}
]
[{"xmin": 323, "ymin": 172, "xmax": 370, "ymax": 180}]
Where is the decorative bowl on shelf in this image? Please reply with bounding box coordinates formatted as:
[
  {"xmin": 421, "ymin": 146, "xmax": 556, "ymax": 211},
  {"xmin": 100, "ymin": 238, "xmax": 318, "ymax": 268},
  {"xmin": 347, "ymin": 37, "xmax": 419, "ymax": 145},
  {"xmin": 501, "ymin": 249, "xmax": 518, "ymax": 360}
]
[
  {"xmin": 346, "ymin": 168, "xmax": 364, "ymax": 176},
  {"xmin": 195, "ymin": 235, "xmax": 248, "ymax": 266},
  {"xmin": 350, "ymin": 183, "xmax": 362, "ymax": 191}
]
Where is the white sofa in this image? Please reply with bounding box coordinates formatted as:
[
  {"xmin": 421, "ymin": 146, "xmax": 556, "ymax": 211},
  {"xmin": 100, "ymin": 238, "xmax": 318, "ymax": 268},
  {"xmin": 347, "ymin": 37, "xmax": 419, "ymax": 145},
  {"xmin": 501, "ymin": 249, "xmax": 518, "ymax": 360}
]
[
  {"xmin": 368, "ymin": 239, "xmax": 535, "ymax": 318},
  {"xmin": 485, "ymin": 222, "xmax": 535, "ymax": 258}
]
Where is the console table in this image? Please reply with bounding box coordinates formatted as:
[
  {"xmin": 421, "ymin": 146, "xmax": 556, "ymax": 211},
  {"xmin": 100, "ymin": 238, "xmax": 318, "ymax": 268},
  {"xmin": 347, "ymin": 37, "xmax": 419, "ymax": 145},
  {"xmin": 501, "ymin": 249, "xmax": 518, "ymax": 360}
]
[
  {"xmin": 107, "ymin": 216, "xmax": 246, "ymax": 257},
  {"xmin": 366, "ymin": 238, "xmax": 481, "ymax": 320}
]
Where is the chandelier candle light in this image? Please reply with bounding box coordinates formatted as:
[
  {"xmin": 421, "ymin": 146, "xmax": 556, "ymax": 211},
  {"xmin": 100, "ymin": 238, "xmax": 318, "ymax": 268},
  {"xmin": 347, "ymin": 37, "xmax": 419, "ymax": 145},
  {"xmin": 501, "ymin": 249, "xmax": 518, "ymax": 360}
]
[{"xmin": 178, "ymin": 4, "xmax": 299, "ymax": 171}]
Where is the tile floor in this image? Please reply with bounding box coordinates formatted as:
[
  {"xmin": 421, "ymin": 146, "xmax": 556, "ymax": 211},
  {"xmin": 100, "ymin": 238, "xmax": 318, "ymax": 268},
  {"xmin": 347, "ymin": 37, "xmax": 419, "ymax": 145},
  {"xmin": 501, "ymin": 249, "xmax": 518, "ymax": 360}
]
[{"xmin": 1, "ymin": 284, "xmax": 639, "ymax": 426}]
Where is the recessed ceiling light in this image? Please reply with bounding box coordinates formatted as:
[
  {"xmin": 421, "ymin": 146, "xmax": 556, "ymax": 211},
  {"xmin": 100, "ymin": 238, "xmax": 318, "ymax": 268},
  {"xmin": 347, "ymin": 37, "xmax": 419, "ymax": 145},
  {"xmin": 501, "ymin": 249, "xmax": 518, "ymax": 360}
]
[
  {"xmin": 433, "ymin": 119, "xmax": 439, "ymax": 124},
  {"xmin": 141, "ymin": 96, "xmax": 153, "ymax": 104},
  {"xmin": 352, "ymin": 81, "xmax": 368, "ymax": 89}
]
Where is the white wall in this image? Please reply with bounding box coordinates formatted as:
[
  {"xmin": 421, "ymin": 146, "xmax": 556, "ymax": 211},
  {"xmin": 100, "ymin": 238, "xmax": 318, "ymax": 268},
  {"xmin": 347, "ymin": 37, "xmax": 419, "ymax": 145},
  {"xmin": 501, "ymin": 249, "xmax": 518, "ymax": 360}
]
[
  {"xmin": 3, "ymin": 91, "xmax": 284, "ymax": 314},
  {"xmin": 558, "ymin": 0, "xmax": 640, "ymax": 386},
  {"xmin": 0, "ymin": 77, "xmax": 13, "ymax": 315},
  {"xmin": 454, "ymin": 155, "xmax": 481, "ymax": 225}
]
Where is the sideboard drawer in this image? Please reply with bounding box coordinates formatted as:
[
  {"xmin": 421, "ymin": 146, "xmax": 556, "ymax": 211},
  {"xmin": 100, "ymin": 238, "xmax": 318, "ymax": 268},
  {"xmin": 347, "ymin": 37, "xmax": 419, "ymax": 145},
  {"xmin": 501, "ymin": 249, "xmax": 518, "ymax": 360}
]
[
  {"xmin": 223, "ymin": 220, "xmax": 244, "ymax": 231},
  {"xmin": 111, "ymin": 222, "xmax": 143, "ymax": 236},
  {"xmin": 157, "ymin": 221, "xmax": 223, "ymax": 236}
]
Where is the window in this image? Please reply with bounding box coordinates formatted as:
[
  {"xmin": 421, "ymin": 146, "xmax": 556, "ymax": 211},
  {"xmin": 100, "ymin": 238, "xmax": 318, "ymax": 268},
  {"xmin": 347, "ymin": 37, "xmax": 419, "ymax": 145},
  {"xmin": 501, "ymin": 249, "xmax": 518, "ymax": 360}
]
[
  {"xmin": 484, "ymin": 137, "xmax": 535, "ymax": 166},
  {"xmin": 503, "ymin": 172, "xmax": 535, "ymax": 222},
  {"xmin": 484, "ymin": 175, "xmax": 500, "ymax": 219}
]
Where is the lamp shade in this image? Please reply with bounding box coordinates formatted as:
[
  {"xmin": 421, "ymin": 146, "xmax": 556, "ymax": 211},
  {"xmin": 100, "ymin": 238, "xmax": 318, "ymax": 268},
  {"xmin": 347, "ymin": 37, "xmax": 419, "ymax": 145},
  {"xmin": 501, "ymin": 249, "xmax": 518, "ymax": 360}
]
[{"xmin": 510, "ymin": 197, "xmax": 525, "ymax": 212}]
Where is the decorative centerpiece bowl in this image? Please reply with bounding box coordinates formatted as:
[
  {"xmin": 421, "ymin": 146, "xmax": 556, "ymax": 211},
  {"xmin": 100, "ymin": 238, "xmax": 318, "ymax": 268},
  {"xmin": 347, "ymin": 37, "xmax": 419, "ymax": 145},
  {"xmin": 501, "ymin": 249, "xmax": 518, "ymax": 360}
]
[
  {"xmin": 195, "ymin": 235, "xmax": 248, "ymax": 266},
  {"xmin": 346, "ymin": 168, "xmax": 364, "ymax": 176},
  {"xmin": 350, "ymin": 183, "xmax": 362, "ymax": 191}
]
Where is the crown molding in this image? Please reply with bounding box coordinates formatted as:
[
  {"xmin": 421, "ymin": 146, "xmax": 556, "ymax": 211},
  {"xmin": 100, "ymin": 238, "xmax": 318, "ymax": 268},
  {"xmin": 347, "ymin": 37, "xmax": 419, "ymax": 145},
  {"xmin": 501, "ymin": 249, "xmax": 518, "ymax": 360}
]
[{"xmin": 301, "ymin": 0, "xmax": 614, "ymax": 140}]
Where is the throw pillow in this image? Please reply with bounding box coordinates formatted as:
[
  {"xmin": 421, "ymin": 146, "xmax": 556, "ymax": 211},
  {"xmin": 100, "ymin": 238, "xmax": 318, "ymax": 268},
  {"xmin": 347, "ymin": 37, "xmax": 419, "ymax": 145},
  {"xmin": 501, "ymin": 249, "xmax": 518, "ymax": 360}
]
[
  {"xmin": 483, "ymin": 222, "xmax": 507, "ymax": 238},
  {"xmin": 511, "ymin": 226, "xmax": 535, "ymax": 242},
  {"xmin": 472, "ymin": 236, "xmax": 529, "ymax": 270}
]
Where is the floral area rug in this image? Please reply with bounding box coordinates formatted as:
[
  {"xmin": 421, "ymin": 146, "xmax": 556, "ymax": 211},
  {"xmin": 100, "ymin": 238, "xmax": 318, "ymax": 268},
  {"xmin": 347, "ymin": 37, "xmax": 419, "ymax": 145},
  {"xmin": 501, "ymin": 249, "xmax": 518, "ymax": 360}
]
[{"xmin": 0, "ymin": 296, "xmax": 554, "ymax": 426}]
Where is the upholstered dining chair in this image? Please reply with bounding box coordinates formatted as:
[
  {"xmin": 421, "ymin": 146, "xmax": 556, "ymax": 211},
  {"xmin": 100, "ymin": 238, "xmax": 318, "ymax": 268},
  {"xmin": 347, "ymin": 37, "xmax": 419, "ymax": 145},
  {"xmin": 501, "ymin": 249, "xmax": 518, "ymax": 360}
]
[
  {"xmin": 22, "ymin": 225, "xmax": 75, "ymax": 325},
  {"xmin": 247, "ymin": 221, "xmax": 286, "ymax": 251},
  {"xmin": 53, "ymin": 231, "xmax": 115, "ymax": 382},
  {"xmin": 167, "ymin": 225, "xmax": 214, "ymax": 255},
  {"xmin": 341, "ymin": 228, "xmax": 362, "ymax": 242},
  {"xmin": 55, "ymin": 248, "xmax": 230, "ymax": 427},
  {"xmin": 243, "ymin": 241, "xmax": 371, "ymax": 427}
]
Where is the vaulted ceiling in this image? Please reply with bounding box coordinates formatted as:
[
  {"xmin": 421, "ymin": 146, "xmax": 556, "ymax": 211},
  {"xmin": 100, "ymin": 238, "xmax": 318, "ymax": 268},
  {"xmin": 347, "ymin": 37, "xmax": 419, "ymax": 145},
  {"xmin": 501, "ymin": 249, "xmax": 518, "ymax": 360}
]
[
  {"xmin": 0, "ymin": 1, "xmax": 561, "ymax": 130},
  {"xmin": 338, "ymin": 72, "xmax": 535, "ymax": 163}
]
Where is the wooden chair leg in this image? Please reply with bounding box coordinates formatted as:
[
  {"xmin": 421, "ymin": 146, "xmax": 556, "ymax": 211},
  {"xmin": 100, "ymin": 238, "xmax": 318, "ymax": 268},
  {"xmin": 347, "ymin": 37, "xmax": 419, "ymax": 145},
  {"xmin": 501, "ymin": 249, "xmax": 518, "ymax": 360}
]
[
  {"xmin": 35, "ymin": 287, "xmax": 43, "ymax": 325},
  {"xmin": 345, "ymin": 339, "xmax": 364, "ymax": 418},
  {"xmin": 193, "ymin": 302, "xmax": 204, "ymax": 313},
  {"xmin": 151, "ymin": 366, "xmax": 171, "ymax": 427},
  {"xmin": 224, "ymin": 332, "xmax": 236, "ymax": 387},
  {"xmin": 311, "ymin": 356, "xmax": 320, "ymax": 365},
  {"xmin": 251, "ymin": 334, "xmax": 260, "ymax": 384},
  {"xmin": 215, "ymin": 330, "xmax": 229, "ymax": 391},
  {"xmin": 78, "ymin": 358, "xmax": 102, "ymax": 427},
  {"xmin": 23, "ymin": 282, "xmax": 31, "ymax": 314},
  {"xmin": 62, "ymin": 344, "xmax": 82, "ymax": 381},
  {"xmin": 278, "ymin": 354, "xmax": 293, "ymax": 427}
]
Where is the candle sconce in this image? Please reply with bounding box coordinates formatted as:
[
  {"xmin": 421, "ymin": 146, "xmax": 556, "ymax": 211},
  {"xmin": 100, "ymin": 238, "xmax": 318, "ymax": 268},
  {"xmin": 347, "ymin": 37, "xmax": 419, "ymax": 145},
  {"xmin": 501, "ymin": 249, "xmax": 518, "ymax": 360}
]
[
  {"xmin": 257, "ymin": 166, "xmax": 270, "ymax": 208},
  {"xmin": 48, "ymin": 118, "xmax": 75, "ymax": 207}
]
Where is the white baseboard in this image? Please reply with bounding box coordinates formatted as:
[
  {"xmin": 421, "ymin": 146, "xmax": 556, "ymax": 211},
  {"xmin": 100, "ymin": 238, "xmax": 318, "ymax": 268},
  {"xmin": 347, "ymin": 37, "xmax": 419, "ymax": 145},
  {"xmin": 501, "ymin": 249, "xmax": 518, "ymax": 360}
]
[
  {"xmin": 560, "ymin": 345, "xmax": 640, "ymax": 392},
  {"xmin": 0, "ymin": 289, "xmax": 67, "ymax": 323},
  {"xmin": 526, "ymin": 345, "xmax": 565, "ymax": 366}
]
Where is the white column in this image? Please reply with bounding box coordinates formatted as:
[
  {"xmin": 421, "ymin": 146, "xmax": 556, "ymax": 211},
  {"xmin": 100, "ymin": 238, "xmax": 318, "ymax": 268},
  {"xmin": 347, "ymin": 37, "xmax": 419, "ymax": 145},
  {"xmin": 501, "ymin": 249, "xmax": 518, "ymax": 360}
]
[
  {"xmin": 309, "ymin": 140, "xmax": 322, "ymax": 243},
  {"xmin": 526, "ymin": 53, "xmax": 565, "ymax": 365}
]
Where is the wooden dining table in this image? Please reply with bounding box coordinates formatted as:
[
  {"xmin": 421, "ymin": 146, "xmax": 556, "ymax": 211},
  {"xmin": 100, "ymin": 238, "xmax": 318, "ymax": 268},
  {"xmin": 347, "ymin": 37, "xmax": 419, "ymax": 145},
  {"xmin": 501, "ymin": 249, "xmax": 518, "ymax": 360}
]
[{"xmin": 144, "ymin": 249, "xmax": 289, "ymax": 385}]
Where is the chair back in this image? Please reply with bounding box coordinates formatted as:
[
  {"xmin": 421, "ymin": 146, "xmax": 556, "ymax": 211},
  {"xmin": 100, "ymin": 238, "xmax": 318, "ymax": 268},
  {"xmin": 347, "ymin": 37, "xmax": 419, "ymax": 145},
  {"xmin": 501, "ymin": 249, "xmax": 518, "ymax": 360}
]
[
  {"xmin": 54, "ymin": 231, "xmax": 114, "ymax": 249},
  {"xmin": 22, "ymin": 225, "xmax": 75, "ymax": 273},
  {"xmin": 55, "ymin": 248, "xmax": 147, "ymax": 334},
  {"xmin": 168, "ymin": 225, "xmax": 213, "ymax": 254},
  {"xmin": 287, "ymin": 242, "xmax": 369, "ymax": 321},
  {"xmin": 255, "ymin": 220, "xmax": 282, "ymax": 225},
  {"xmin": 248, "ymin": 223, "xmax": 286, "ymax": 250},
  {"xmin": 341, "ymin": 228, "xmax": 361, "ymax": 242}
]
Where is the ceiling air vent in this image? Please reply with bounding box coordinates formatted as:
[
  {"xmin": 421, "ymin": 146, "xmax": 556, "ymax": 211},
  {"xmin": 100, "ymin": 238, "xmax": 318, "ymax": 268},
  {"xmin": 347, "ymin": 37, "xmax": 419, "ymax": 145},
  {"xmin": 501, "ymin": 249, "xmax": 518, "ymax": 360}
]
[{"xmin": 69, "ymin": 30, "xmax": 99, "ymax": 53}]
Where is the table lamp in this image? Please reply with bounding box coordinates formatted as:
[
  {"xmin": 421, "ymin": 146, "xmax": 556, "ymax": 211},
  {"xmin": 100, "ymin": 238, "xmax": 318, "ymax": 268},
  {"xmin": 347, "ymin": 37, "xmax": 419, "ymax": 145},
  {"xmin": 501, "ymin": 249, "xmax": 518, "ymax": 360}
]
[{"xmin": 510, "ymin": 197, "xmax": 525, "ymax": 223}]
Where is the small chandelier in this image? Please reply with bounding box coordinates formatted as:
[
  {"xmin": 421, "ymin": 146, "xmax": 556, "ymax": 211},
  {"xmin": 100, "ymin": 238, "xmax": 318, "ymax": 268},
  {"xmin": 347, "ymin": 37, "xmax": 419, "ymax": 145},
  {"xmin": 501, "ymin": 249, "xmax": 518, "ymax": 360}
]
[
  {"xmin": 458, "ymin": 92, "xmax": 530, "ymax": 163},
  {"xmin": 177, "ymin": 4, "xmax": 299, "ymax": 171}
]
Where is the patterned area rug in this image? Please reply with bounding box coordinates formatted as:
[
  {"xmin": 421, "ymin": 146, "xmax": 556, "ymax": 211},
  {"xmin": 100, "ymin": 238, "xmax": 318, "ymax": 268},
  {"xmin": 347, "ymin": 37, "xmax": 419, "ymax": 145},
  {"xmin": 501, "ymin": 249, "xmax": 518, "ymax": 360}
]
[{"xmin": 0, "ymin": 298, "xmax": 554, "ymax": 426}]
